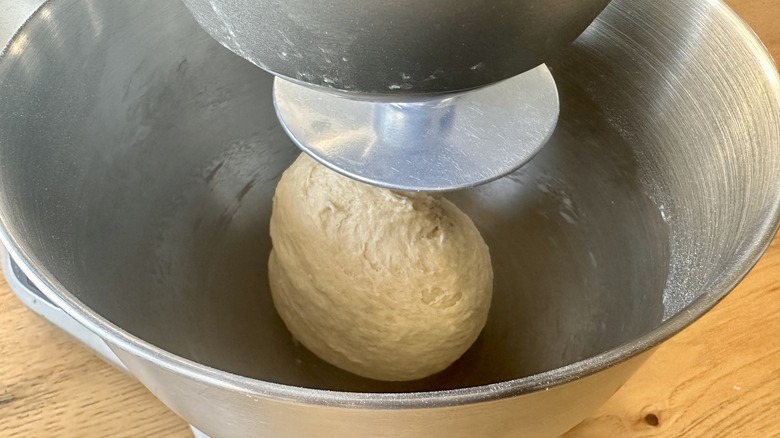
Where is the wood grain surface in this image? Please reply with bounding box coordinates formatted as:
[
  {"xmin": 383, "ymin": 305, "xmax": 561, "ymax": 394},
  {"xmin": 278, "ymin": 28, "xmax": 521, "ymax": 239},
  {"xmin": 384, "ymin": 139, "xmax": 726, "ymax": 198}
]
[{"xmin": 1, "ymin": 0, "xmax": 779, "ymax": 436}]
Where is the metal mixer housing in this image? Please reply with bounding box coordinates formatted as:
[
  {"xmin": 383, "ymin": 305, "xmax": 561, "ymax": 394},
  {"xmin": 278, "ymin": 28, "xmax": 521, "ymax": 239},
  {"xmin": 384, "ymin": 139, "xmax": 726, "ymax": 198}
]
[{"xmin": 180, "ymin": 0, "xmax": 612, "ymax": 96}]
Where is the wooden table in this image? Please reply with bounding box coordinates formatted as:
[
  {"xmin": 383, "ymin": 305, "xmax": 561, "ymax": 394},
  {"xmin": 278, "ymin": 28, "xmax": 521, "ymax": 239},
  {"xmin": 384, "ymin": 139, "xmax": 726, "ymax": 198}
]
[{"xmin": 1, "ymin": 0, "xmax": 779, "ymax": 436}]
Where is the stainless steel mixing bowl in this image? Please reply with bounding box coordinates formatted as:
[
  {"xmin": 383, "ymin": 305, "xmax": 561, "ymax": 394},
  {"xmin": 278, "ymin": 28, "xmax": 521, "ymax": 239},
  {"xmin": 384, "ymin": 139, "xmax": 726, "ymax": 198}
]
[
  {"xmin": 179, "ymin": 0, "xmax": 611, "ymax": 95},
  {"xmin": 0, "ymin": 0, "xmax": 778, "ymax": 436}
]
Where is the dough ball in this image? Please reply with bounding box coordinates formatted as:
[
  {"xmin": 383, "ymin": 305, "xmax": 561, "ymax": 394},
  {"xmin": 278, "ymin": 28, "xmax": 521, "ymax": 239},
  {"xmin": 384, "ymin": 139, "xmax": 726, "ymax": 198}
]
[{"xmin": 268, "ymin": 154, "xmax": 493, "ymax": 381}]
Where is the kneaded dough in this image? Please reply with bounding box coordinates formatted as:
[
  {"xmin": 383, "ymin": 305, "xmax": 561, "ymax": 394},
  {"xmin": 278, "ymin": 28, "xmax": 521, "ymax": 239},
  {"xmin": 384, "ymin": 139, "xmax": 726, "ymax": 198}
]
[{"xmin": 268, "ymin": 154, "xmax": 493, "ymax": 381}]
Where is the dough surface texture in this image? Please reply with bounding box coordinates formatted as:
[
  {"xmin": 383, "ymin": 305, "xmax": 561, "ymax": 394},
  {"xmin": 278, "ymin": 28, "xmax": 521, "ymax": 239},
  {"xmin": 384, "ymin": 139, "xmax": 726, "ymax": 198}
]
[{"xmin": 269, "ymin": 154, "xmax": 493, "ymax": 381}]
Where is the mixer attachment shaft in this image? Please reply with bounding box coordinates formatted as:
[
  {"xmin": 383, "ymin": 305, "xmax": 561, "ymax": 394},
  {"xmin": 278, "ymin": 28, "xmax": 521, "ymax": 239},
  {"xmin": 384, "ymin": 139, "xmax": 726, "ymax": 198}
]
[{"xmin": 273, "ymin": 65, "xmax": 560, "ymax": 192}]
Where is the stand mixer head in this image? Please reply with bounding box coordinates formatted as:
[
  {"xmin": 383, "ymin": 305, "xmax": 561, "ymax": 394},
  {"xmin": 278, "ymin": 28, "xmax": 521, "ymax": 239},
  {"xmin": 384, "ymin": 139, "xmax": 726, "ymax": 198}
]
[{"xmin": 180, "ymin": 0, "xmax": 611, "ymax": 191}]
